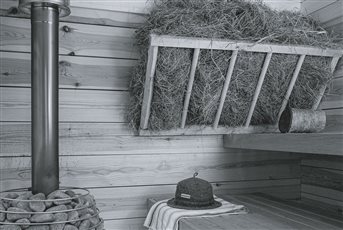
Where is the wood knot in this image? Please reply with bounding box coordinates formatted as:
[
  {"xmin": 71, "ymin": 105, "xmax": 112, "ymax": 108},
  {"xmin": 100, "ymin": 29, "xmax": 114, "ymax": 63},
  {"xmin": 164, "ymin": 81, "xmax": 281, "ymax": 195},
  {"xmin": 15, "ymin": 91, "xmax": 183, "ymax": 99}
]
[
  {"xmin": 75, "ymin": 82, "xmax": 81, "ymax": 87},
  {"xmin": 8, "ymin": 7, "xmax": 18, "ymax": 15},
  {"xmin": 59, "ymin": 61, "xmax": 71, "ymax": 67},
  {"xmin": 68, "ymin": 51, "xmax": 75, "ymax": 56},
  {"xmin": 2, "ymin": 72, "xmax": 10, "ymax": 76},
  {"xmin": 62, "ymin": 25, "xmax": 71, "ymax": 32}
]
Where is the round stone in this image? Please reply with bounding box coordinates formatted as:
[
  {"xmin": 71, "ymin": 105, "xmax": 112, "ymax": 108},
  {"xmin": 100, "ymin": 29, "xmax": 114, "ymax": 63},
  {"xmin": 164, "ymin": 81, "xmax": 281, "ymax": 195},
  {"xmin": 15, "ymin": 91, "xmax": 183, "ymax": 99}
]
[
  {"xmin": 30, "ymin": 213, "xmax": 55, "ymax": 223},
  {"xmin": 6, "ymin": 207, "xmax": 31, "ymax": 221},
  {"xmin": 15, "ymin": 218, "xmax": 31, "ymax": 229}
]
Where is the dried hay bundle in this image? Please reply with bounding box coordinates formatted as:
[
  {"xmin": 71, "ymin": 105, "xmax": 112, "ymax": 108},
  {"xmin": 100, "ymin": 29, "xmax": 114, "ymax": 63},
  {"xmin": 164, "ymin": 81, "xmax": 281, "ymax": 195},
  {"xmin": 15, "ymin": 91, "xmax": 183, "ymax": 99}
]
[{"xmin": 128, "ymin": 0, "xmax": 342, "ymax": 130}]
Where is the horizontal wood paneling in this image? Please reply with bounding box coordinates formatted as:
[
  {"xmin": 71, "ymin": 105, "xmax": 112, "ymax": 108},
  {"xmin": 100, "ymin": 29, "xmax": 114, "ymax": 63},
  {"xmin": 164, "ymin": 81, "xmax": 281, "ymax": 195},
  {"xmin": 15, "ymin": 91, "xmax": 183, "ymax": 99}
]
[
  {"xmin": 301, "ymin": 193, "xmax": 343, "ymax": 207},
  {"xmin": 0, "ymin": 122, "xmax": 230, "ymax": 157},
  {"xmin": 307, "ymin": 0, "xmax": 342, "ymax": 24},
  {"xmin": 0, "ymin": 1, "xmax": 306, "ymax": 228},
  {"xmin": 0, "ymin": 152, "xmax": 300, "ymax": 190},
  {"xmin": 301, "ymin": 184, "xmax": 343, "ymax": 202},
  {"xmin": 302, "ymin": 0, "xmax": 343, "ymax": 36},
  {"xmin": 301, "ymin": 155, "xmax": 343, "ymax": 214},
  {"xmin": 301, "ymin": 0, "xmax": 338, "ymax": 14},
  {"xmin": 0, "ymin": 87, "xmax": 127, "ymax": 122},
  {"xmin": 0, "ymin": 52, "xmax": 135, "ymax": 90},
  {"xmin": 0, "ymin": 0, "xmax": 146, "ymax": 28},
  {"xmin": 301, "ymin": 166, "xmax": 343, "ymax": 191},
  {"xmin": 0, "ymin": 17, "xmax": 139, "ymax": 59},
  {"xmin": 104, "ymin": 218, "xmax": 146, "ymax": 230}
]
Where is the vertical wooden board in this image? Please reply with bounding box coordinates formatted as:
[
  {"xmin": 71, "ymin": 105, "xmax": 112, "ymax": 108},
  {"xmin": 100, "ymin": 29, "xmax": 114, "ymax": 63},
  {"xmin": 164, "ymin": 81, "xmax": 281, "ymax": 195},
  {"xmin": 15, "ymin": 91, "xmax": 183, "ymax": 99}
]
[
  {"xmin": 0, "ymin": 87, "xmax": 128, "ymax": 122},
  {"xmin": 140, "ymin": 45, "xmax": 159, "ymax": 129},
  {"xmin": 0, "ymin": 52, "xmax": 135, "ymax": 90},
  {"xmin": 181, "ymin": 48, "xmax": 200, "ymax": 128},
  {"xmin": 0, "ymin": 153, "xmax": 300, "ymax": 189},
  {"xmin": 214, "ymin": 50, "xmax": 238, "ymax": 128},
  {"xmin": 245, "ymin": 52, "xmax": 273, "ymax": 127},
  {"xmin": 0, "ymin": 17, "xmax": 139, "ymax": 59}
]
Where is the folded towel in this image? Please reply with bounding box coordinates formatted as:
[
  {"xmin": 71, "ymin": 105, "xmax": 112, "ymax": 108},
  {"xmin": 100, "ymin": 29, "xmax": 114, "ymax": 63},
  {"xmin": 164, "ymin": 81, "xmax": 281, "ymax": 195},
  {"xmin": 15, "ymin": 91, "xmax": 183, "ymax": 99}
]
[{"xmin": 144, "ymin": 196, "xmax": 247, "ymax": 230}]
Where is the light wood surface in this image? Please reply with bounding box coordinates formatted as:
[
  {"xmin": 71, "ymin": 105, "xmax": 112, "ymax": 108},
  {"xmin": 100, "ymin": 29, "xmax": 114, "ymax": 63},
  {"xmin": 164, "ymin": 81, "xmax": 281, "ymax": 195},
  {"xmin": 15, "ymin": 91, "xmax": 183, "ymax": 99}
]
[
  {"xmin": 1, "ymin": 152, "xmax": 300, "ymax": 189},
  {"xmin": 0, "ymin": 51, "xmax": 136, "ymax": 90},
  {"xmin": 0, "ymin": 17, "xmax": 139, "ymax": 59},
  {"xmin": 0, "ymin": 87, "xmax": 128, "ymax": 122},
  {"xmin": 148, "ymin": 194, "xmax": 343, "ymax": 230}
]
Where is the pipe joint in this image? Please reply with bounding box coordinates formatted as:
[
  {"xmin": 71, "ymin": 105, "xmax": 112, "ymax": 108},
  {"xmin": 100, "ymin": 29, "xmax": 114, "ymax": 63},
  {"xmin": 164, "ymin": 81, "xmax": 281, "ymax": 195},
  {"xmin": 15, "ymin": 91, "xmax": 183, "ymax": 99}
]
[{"xmin": 19, "ymin": 0, "xmax": 70, "ymax": 17}]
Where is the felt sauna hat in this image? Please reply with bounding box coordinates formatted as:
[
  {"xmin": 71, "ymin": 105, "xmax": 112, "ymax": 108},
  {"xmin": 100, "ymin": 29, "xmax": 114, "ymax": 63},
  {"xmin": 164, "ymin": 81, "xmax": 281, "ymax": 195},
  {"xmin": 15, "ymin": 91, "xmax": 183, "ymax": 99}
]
[{"xmin": 167, "ymin": 173, "xmax": 222, "ymax": 210}]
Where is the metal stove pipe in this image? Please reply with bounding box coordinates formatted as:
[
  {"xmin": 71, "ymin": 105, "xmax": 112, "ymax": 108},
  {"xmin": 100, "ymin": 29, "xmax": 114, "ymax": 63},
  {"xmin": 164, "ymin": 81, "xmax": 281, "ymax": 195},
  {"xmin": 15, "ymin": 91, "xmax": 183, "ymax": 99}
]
[{"xmin": 18, "ymin": 0, "xmax": 70, "ymax": 195}]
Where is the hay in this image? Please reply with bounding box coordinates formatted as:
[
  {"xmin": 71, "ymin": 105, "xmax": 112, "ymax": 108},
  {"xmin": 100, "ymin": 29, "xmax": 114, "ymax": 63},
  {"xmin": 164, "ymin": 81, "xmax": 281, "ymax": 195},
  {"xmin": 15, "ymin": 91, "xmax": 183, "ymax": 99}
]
[{"xmin": 128, "ymin": 0, "xmax": 342, "ymax": 130}]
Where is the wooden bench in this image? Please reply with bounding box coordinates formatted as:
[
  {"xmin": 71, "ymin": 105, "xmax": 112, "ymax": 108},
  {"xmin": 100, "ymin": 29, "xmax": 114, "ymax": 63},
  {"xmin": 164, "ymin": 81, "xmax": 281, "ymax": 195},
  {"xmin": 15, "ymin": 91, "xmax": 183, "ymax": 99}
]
[{"xmin": 147, "ymin": 193, "xmax": 343, "ymax": 230}]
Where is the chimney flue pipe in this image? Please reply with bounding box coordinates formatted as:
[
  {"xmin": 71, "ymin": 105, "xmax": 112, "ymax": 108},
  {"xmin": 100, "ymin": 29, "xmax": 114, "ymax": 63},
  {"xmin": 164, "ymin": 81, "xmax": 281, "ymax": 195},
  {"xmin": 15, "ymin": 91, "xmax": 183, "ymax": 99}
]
[{"xmin": 18, "ymin": 0, "xmax": 70, "ymax": 195}]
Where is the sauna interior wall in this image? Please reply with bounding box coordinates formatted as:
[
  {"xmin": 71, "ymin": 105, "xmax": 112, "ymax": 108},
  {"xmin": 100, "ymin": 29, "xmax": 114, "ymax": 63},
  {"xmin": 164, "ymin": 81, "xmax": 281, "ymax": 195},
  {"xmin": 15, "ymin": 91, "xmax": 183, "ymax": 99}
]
[
  {"xmin": 1, "ymin": 0, "xmax": 303, "ymax": 229},
  {"xmin": 301, "ymin": 0, "xmax": 343, "ymax": 214}
]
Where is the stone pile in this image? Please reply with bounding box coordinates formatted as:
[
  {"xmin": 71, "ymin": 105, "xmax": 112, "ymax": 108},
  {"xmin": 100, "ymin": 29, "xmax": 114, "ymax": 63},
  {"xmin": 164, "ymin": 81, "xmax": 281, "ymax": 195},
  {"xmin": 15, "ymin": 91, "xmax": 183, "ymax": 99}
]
[{"xmin": 0, "ymin": 189, "xmax": 103, "ymax": 230}]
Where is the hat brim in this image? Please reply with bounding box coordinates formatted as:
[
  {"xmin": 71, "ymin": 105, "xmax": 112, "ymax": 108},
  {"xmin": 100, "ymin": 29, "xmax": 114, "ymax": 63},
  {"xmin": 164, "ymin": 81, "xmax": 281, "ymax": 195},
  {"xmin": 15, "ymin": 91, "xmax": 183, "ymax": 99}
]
[{"xmin": 167, "ymin": 198, "xmax": 222, "ymax": 210}]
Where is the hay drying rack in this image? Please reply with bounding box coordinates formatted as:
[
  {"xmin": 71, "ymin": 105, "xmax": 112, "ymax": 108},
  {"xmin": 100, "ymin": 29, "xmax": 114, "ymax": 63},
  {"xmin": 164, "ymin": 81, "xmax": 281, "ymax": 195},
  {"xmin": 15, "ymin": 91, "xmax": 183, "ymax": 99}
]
[{"xmin": 139, "ymin": 34, "xmax": 343, "ymax": 136}]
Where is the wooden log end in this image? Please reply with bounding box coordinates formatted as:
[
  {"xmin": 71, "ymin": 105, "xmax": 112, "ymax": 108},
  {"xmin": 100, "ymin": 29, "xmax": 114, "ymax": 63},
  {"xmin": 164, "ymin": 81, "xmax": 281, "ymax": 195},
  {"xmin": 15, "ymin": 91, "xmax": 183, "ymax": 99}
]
[{"xmin": 279, "ymin": 108, "xmax": 326, "ymax": 133}]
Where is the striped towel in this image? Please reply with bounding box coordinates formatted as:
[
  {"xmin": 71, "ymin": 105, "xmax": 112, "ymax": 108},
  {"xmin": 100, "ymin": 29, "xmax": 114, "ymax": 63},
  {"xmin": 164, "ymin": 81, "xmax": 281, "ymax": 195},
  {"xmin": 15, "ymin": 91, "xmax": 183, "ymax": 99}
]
[{"xmin": 144, "ymin": 196, "xmax": 247, "ymax": 230}]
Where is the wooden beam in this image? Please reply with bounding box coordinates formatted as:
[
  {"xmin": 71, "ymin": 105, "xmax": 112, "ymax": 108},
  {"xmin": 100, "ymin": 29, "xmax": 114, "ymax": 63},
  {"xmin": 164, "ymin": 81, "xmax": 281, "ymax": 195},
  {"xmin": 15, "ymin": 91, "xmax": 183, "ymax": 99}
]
[
  {"xmin": 140, "ymin": 45, "xmax": 159, "ymax": 129},
  {"xmin": 181, "ymin": 48, "xmax": 200, "ymax": 128},
  {"xmin": 213, "ymin": 50, "xmax": 238, "ymax": 128},
  {"xmin": 245, "ymin": 52, "xmax": 273, "ymax": 127},
  {"xmin": 150, "ymin": 34, "xmax": 343, "ymax": 57},
  {"xmin": 139, "ymin": 125, "xmax": 278, "ymax": 136},
  {"xmin": 312, "ymin": 56, "xmax": 341, "ymax": 110},
  {"xmin": 277, "ymin": 54, "xmax": 306, "ymax": 122},
  {"xmin": 224, "ymin": 133, "xmax": 343, "ymax": 156}
]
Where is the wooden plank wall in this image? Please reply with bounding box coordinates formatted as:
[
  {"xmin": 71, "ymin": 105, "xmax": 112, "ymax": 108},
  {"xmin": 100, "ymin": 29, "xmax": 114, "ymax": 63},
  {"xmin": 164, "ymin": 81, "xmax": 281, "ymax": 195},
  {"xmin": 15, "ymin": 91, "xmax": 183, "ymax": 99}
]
[
  {"xmin": 1, "ymin": 0, "xmax": 302, "ymax": 229},
  {"xmin": 301, "ymin": 0, "xmax": 343, "ymax": 214},
  {"xmin": 301, "ymin": 0, "xmax": 343, "ymax": 36}
]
